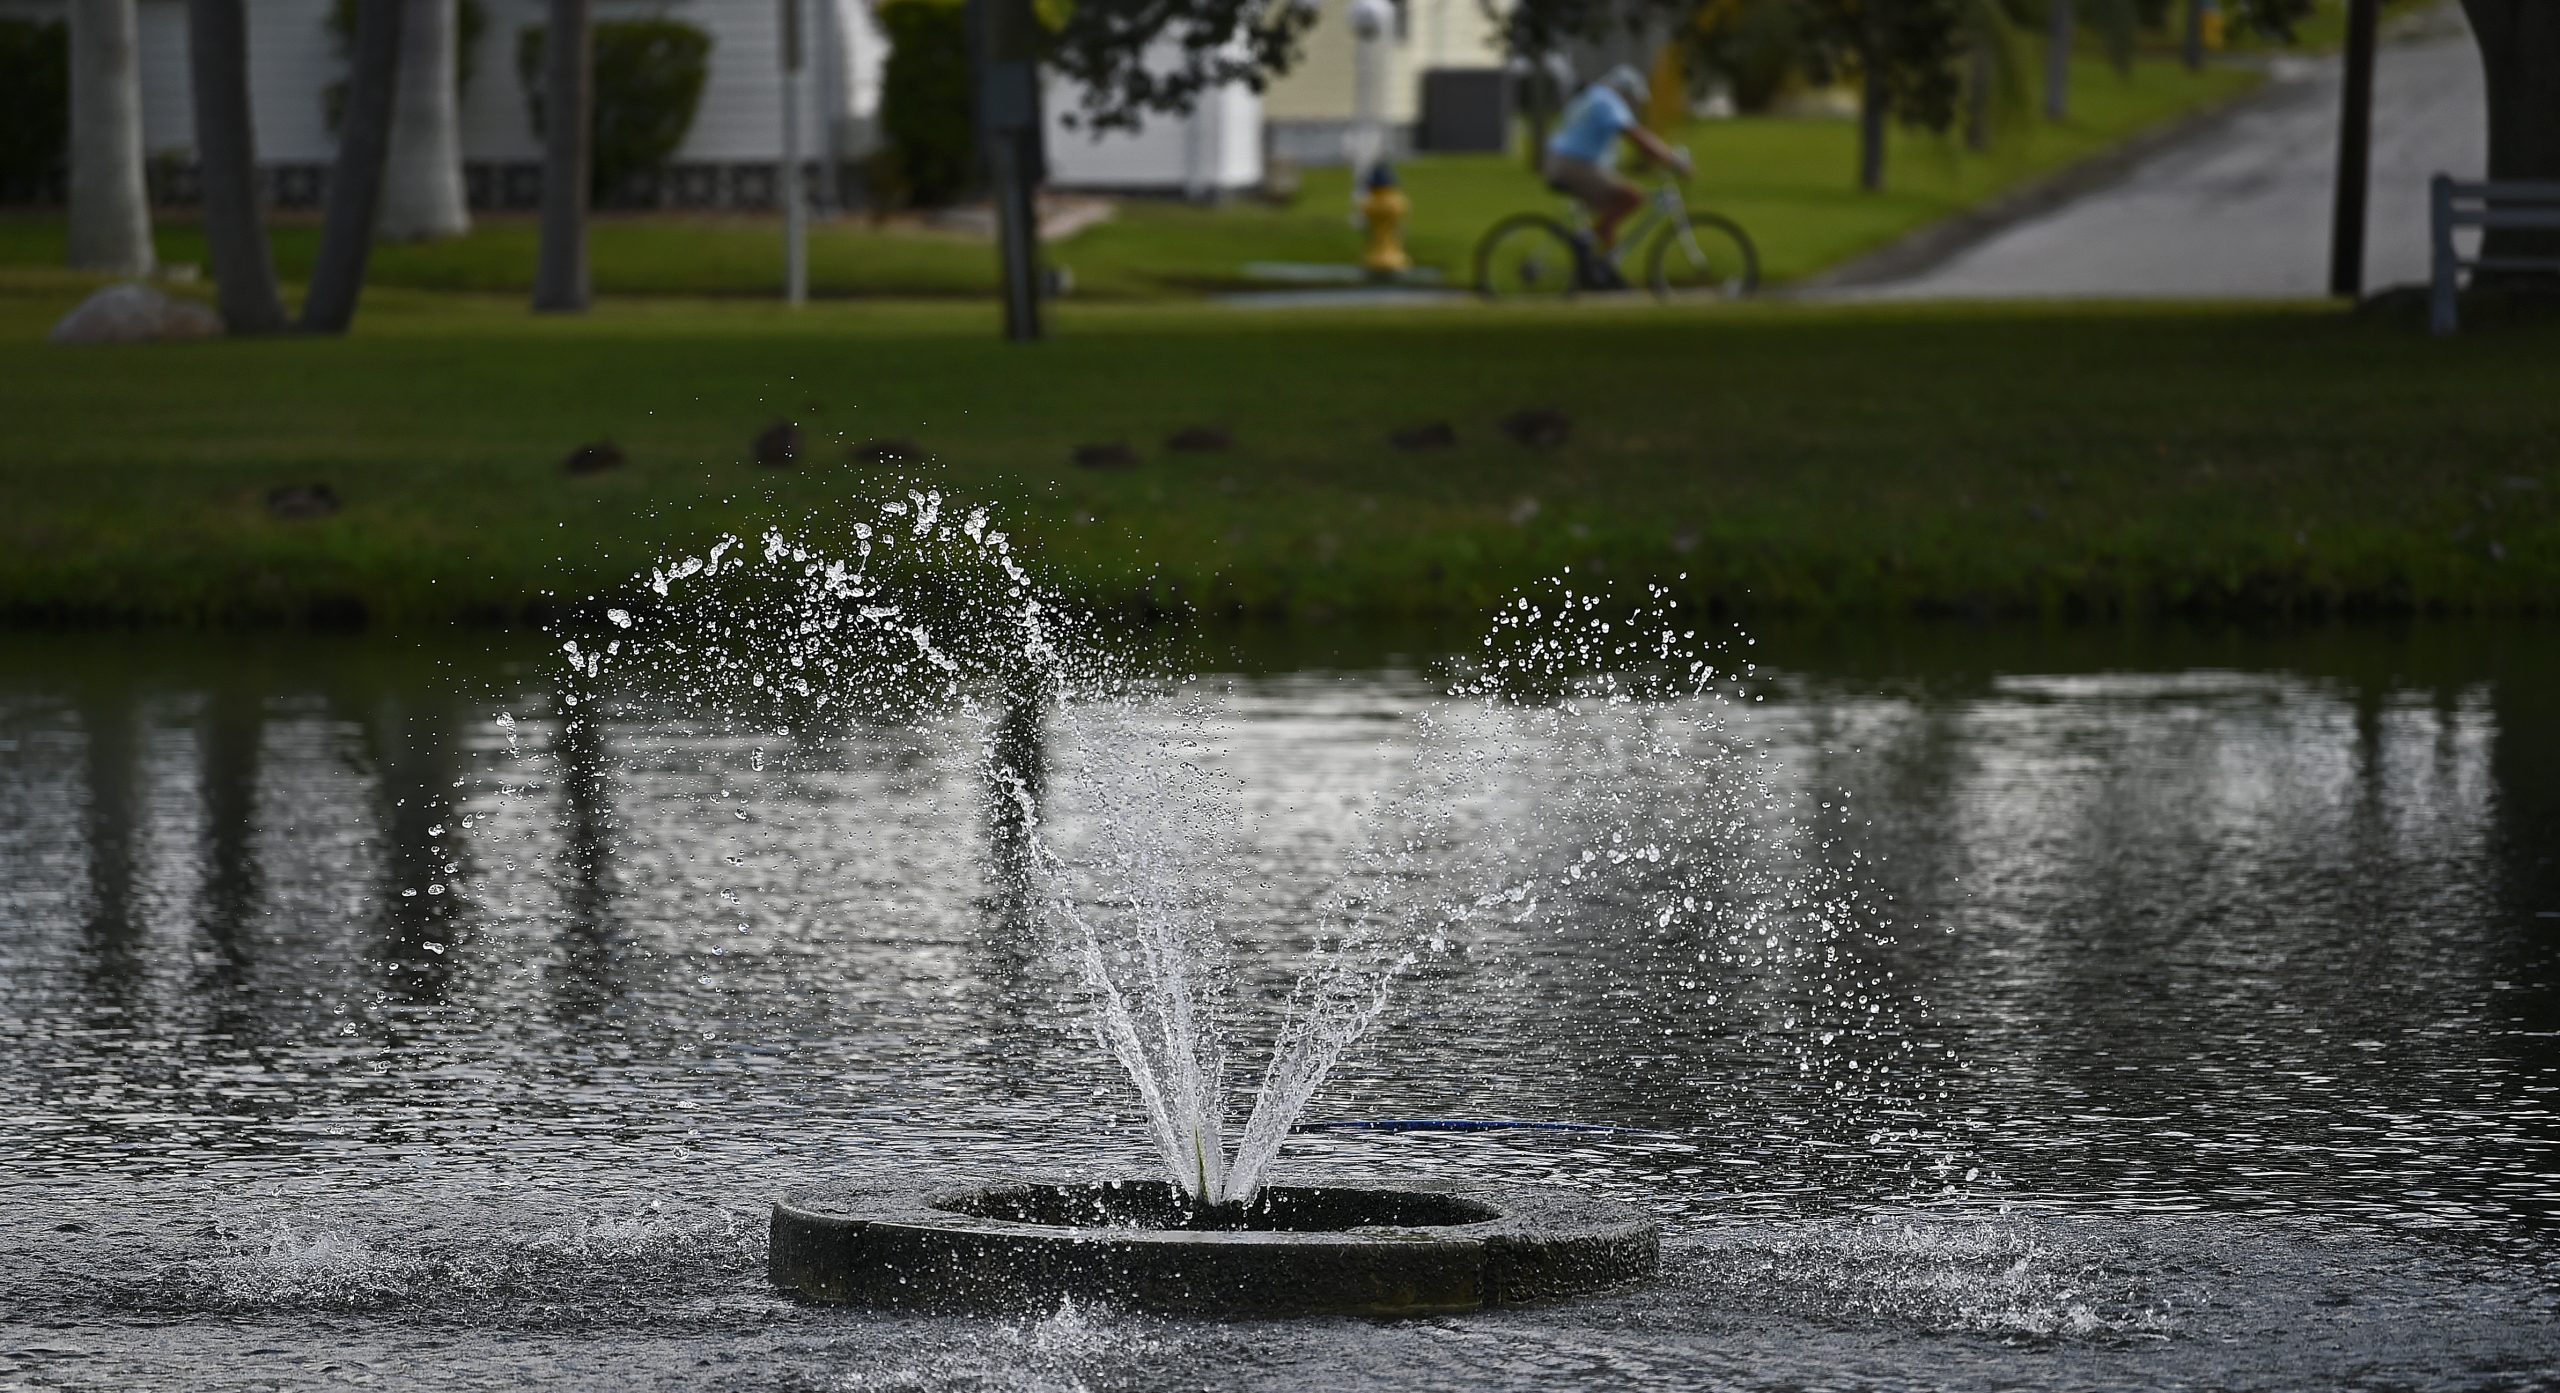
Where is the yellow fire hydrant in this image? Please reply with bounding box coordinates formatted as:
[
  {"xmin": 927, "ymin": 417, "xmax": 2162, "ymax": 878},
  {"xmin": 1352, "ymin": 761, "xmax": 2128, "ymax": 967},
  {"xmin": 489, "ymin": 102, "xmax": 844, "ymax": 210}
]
[{"xmin": 1359, "ymin": 164, "xmax": 1411, "ymax": 276}]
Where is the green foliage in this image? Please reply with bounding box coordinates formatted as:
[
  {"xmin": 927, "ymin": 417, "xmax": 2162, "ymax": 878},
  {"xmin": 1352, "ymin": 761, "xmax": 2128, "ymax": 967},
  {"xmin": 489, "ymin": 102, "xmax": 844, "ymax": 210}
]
[
  {"xmin": 323, "ymin": 0, "xmax": 488, "ymax": 132},
  {"xmin": 876, "ymin": 0, "xmax": 976, "ymax": 208},
  {"xmin": 1525, "ymin": 0, "xmax": 1975, "ymax": 142},
  {"xmin": 1042, "ymin": 0, "xmax": 1318, "ymax": 132},
  {"xmin": 1687, "ymin": 0, "xmax": 1806, "ymax": 113},
  {"xmin": 519, "ymin": 17, "xmax": 713, "ymax": 201},
  {"xmin": 1795, "ymin": 0, "xmax": 1970, "ymax": 134},
  {"xmin": 0, "ymin": 18, "xmax": 67, "ymax": 203},
  {"xmin": 997, "ymin": 0, "xmax": 2312, "ymax": 139}
]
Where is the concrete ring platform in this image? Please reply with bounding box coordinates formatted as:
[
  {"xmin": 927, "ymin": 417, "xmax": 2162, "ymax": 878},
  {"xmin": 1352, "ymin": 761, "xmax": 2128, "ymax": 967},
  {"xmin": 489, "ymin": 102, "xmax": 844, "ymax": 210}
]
[{"xmin": 769, "ymin": 1177, "xmax": 1659, "ymax": 1316}]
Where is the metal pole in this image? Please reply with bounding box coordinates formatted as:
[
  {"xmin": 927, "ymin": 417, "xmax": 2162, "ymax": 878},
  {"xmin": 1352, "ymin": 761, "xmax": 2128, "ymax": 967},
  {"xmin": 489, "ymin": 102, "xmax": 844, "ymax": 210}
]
[
  {"xmin": 970, "ymin": 0, "xmax": 1043, "ymax": 342},
  {"xmin": 532, "ymin": 0, "xmax": 592, "ymax": 312},
  {"xmin": 781, "ymin": 0, "xmax": 807, "ymax": 307},
  {"xmin": 1348, "ymin": 0, "xmax": 1392, "ymax": 209},
  {"xmin": 2328, "ymin": 0, "xmax": 2379, "ymax": 299},
  {"xmin": 991, "ymin": 135, "xmax": 1042, "ymax": 341},
  {"xmin": 2429, "ymin": 174, "xmax": 2459, "ymax": 335}
]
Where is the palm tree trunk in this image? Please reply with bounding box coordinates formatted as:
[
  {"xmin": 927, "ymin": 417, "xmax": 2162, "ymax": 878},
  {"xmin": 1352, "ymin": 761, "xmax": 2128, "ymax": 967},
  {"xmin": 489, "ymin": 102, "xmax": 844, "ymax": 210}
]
[
  {"xmin": 67, "ymin": 0, "xmax": 155, "ymax": 276},
  {"xmin": 379, "ymin": 0, "xmax": 471, "ymax": 240},
  {"xmin": 532, "ymin": 0, "xmax": 591, "ymax": 312},
  {"xmin": 303, "ymin": 0, "xmax": 402, "ymax": 332},
  {"xmin": 2045, "ymin": 0, "xmax": 2073, "ymax": 121},
  {"xmin": 186, "ymin": 0, "xmax": 287, "ymax": 333}
]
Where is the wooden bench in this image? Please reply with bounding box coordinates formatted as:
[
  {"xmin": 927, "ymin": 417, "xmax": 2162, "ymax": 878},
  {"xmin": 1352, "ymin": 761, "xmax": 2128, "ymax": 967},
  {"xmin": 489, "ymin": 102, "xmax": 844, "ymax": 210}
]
[{"xmin": 2430, "ymin": 176, "xmax": 2560, "ymax": 335}]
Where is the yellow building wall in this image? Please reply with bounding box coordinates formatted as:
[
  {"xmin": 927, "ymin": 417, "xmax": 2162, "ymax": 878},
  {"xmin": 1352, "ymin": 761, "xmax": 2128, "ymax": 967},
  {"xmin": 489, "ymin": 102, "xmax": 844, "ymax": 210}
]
[{"xmin": 1263, "ymin": 0, "xmax": 1511, "ymax": 126}]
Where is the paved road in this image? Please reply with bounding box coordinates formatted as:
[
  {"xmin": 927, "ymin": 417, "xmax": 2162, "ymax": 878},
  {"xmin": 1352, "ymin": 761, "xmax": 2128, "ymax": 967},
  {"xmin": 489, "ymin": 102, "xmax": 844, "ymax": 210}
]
[{"xmin": 1862, "ymin": 8, "xmax": 2486, "ymax": 299}]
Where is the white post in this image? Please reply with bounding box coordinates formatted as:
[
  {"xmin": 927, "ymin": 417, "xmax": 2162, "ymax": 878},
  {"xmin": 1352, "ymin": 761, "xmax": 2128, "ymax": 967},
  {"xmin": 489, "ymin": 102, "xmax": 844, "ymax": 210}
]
[
  {"xmin": 1346, "ymin": 0, "xmax": 1394, "ymax": 218},
  {"xmin": 1184, "ymin": 85, "xmax": 1208, "ymax": 202},
  {"xmin": 781, "ymin": 0, "xmax": 808, "ymax": 306},
  {"xmin": 2429, "ymin": 174, "xmax": 2457, "ymax": 337}
]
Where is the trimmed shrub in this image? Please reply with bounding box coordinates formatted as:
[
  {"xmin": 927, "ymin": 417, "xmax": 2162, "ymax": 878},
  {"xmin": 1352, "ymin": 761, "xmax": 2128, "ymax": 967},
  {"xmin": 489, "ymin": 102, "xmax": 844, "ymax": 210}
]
[
  {"xmin": 518, "ymin": 17, "xmax": 712, "ymax": 203},
  {"xmin": 0, "ymin": 18, "xmax": 68, "ymax": 203},
  {"xmin": 877, "ymin": 0, "xmax": 976, "ymax": 209}
]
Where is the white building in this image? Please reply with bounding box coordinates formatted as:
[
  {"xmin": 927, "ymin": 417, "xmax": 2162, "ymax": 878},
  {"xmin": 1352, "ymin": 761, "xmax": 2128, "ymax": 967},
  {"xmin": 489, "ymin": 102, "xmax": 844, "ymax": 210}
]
[
  {"xmin": 1035, "ymin": 0, "xmax": 1522, "ymax": 195},
  {"xmin": 1261, "ymin": 0, "xmax": 1513, "ymax": 165},
  {"xmin": 1042, "ymin": 34, "xmax": 1263, "ymax": 198},
  {"xmin": 0, "ymin": 0, "xmax": 892, "ymax": 209},
  {"xmin": 0, "ymin": 0, "xmax": 1494, "ymax": 207}
]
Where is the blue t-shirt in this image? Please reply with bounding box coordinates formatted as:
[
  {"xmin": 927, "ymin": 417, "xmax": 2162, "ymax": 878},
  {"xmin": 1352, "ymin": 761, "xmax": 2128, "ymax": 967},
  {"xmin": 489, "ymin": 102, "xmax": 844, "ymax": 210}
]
[{"xmin": 1547, "ymin": 85, "xmax": 1634, "ymax": 166}]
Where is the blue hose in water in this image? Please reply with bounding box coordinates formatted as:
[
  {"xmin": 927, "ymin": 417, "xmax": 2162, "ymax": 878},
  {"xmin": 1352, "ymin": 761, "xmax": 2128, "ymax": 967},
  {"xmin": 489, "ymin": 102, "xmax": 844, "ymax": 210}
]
[{"xmin": 1287, "ymin": 1118, "xmax": 1669, "ymax": 1137}]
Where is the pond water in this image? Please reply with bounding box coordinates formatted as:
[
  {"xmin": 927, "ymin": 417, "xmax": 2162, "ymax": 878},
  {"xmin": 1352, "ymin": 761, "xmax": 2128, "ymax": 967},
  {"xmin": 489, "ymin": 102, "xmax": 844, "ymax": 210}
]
[{"xmin": 2, "ymin": 622, "xmax": 2555, "ymax": 1391}]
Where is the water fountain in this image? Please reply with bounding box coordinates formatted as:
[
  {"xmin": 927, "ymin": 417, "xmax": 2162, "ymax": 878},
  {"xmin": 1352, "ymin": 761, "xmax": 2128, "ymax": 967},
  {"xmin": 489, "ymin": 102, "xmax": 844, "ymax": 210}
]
[{"xmin": 563, "ymin": 496, "xmax": 1708, "ymax": 1313}]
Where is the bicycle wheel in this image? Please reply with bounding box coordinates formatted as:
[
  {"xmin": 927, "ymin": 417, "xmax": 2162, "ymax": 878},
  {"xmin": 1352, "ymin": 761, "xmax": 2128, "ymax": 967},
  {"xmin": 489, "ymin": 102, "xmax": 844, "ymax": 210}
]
[
  {"xmin": 1474, "ymin": 214, "xmax": 1585, "ymax": 299},
  {"xmin": 1646, "ymin": 211, "xmax": 1760, "ymax": 301}
]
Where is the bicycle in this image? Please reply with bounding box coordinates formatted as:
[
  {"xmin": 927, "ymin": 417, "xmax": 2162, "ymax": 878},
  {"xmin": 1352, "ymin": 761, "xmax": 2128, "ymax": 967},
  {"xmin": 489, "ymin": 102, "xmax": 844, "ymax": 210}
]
[{"xmin": 1473, "ymin": 164, "xmax": 1760, "ymax": 303}]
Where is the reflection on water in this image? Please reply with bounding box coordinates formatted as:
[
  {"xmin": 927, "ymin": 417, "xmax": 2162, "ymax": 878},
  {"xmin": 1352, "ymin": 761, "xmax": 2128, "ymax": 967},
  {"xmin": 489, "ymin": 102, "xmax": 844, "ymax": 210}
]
[{"xmin": 0, "ymin": 624, "xmax": 2554, "ymax": 1390}]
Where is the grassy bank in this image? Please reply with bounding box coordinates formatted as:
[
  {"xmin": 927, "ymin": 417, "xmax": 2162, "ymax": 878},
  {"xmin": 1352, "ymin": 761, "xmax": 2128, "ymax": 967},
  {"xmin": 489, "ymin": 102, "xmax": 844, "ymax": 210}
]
[
  {"xmin": 0, "ymin": 51, "xmax": 2256, "ymax": 300},
  {"xmin": 1, "ymin": 289, "xmax": 2553, "ymax": 627}
]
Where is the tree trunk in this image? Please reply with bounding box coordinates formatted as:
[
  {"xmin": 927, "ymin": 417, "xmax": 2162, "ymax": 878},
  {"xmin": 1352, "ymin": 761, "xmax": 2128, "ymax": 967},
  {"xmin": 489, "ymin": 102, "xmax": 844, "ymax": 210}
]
[
  {"xmin": 1858, "ymin": 59, "xmax": 1888, "ymax": 192},
  {"xmin": 2461, "ymin": 0, "xmax": 2560, "ymax": 283},
  {"xmin": 303, "ymin": 0, "xmax": 402, "ymax": 333},
  {"xmin": 1965, "ymin": 39, "xmax": 1992, "ymax": 152},
  {"xmin": 2182, "ymin": 0, "xmax": 2205, "ymax": 72},
  {"xmin": 186, "ymin": 0, "xmax": 287, "ymax": 333},
  {"xmin": 67, "ymin": 0, "xmax": 155, "ymax": 276},
  {"xmin": 532, "ymin": 0, "xmax": 592, "ymax": 312},
  {"xmin": 379, "ymin": 0, "xmax": 471, "ymax": 240},
  {"xmin": 2328, "ymin": 0, "xmax": 2377, "ymax": 297},
  {"xmin": 2045, "ymin": 0, "xmax": 2074, "ymax": 121}
]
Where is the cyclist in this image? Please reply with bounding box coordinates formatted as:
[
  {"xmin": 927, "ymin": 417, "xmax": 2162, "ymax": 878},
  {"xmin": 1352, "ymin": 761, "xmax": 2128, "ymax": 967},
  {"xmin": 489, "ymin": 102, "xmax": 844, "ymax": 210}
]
[{"xmin": 1542, "ymin": 64, "xmax": 1692, "ymax": 288}]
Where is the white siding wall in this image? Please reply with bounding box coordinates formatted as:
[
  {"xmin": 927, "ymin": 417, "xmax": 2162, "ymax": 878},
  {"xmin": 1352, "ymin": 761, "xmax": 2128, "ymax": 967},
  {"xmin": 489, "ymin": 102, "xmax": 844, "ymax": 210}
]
[
  {"xmin": 1, "ymin": 0, "xmax": 883, "ymax": 167},
  {"xmin": 651, "ymin": 0, "xmax": 811, "ymax": 160},
  {"xmin": 1044, "ymin": 44, "xmax": 1263, "ymax": 196},
  {"xmin": 243, "ymin": 0, "xmax": 340, "ymax": 161},
  {"xmin": 464, "ymin": 0, "xmax": 875, "ymax": 164},
  {"xmin": 458, "ymin": 0, "xmax": 540, "ymax": 162},
  {"xmin": 133, "ymin": 0, "xmax": 193, "ymax": 158}
]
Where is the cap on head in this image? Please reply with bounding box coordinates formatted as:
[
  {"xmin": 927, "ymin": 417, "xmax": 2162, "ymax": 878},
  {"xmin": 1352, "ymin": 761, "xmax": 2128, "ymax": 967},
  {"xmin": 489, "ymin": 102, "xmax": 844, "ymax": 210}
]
[{"xmin": 1602, "ymin": 63, "xmax": 1650, "ymax": 108}]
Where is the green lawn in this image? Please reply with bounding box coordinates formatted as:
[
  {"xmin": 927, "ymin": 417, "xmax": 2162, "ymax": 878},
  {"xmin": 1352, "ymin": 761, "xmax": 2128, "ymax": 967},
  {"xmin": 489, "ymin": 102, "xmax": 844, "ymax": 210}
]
[
  {"xmin": 1, "ymin": 287, "xmax": 2551, "ymax": 627},
  {"xmin": 0, "ymin": 50, "xmax": 2257, "ymax": 301}
]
